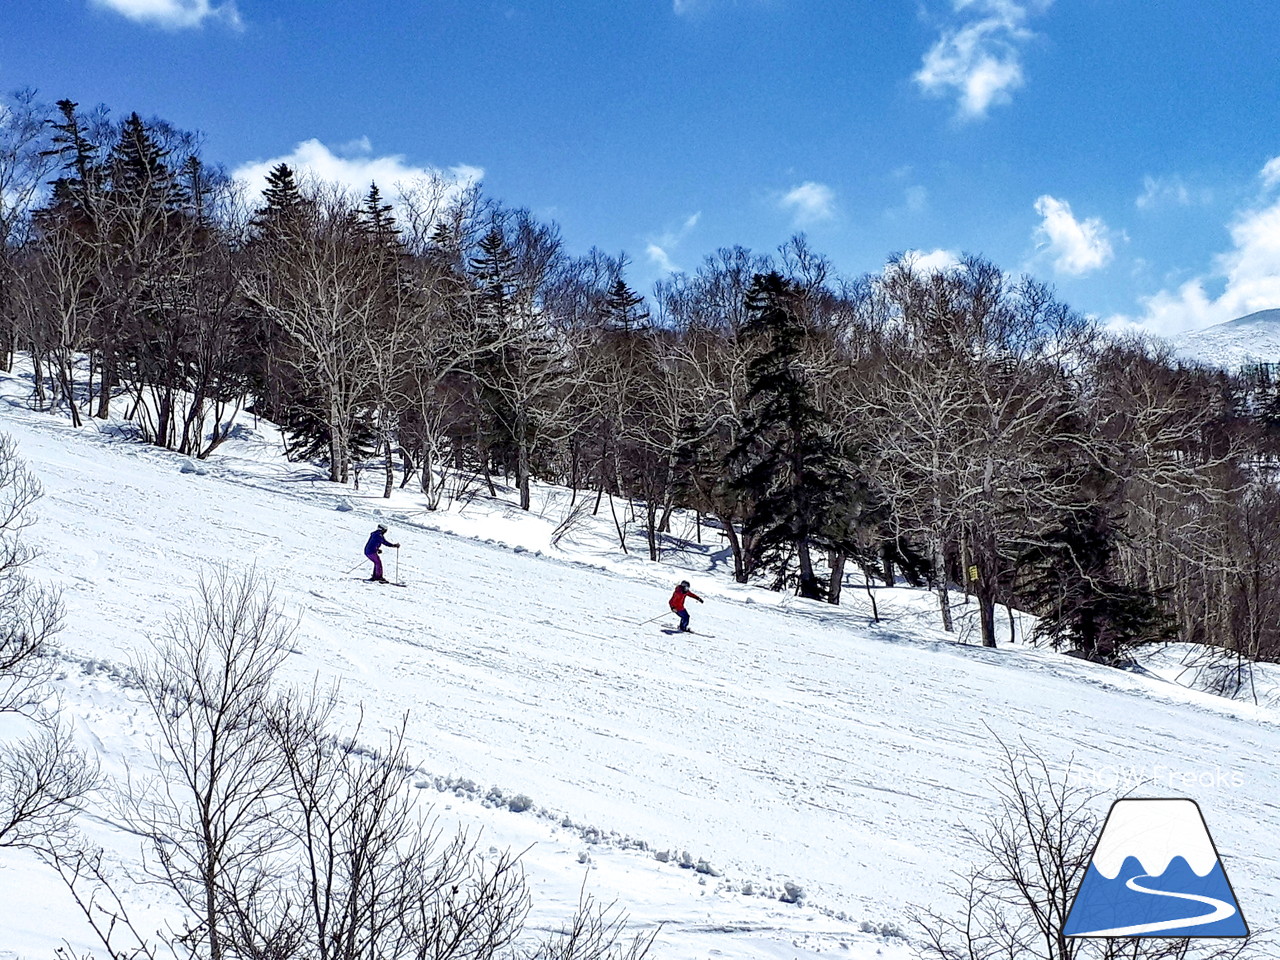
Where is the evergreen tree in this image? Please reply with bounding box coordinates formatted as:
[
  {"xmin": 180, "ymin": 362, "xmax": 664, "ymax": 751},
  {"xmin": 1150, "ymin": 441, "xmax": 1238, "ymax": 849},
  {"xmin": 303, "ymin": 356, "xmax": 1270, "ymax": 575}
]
[
  {"xmin": 251, "ymin": 163, "xmax": 308, "ymax": 241},
  {"xmin": 40, "ymin": 99, "xmax": 103, "ymax": 229},
  {"xmin": 470, "ymin": 225, "xmax": 519, "ymax": 319},
  {"xmin": 1017, "ymin": 474, "xmax": 1175, "ymax": 661},
  {"xmin": 466, "ymin": 225, "xmax": 521, "ymax": 476},
  {"xmin": 728, "ymin": 272, "xmax": 852, "ymax": 600},
  {"xmin": 105, "ymin": 112, "xmax": 187, "ymax": 214},
  {"xmin": 602, "ymin": 277, "xmax": 649, "ymax": 334},
  {"xmin": 359, "ymin": 182, "xmax": 398, "ymax": 247}
]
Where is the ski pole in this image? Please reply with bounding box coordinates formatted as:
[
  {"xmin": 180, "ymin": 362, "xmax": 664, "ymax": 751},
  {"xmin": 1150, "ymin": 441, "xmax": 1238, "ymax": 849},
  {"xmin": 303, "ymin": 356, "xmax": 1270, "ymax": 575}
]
[
  {"xmin": 638, "ymin": 611, "xmax": 669, "ymax": 627},
  {"xmin": 345, "ymin": 559, "xmax": 366, "ymax": 575}
]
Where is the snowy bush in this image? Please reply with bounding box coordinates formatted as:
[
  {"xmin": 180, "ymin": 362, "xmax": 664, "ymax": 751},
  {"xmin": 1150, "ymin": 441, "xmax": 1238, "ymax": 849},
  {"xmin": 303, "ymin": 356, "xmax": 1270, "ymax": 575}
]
[
  {"xmin": 507, "ymin": 793, "xmax": 533, "ymax": 813},
  {"xmin": 779, "ymin": 881, "xmax": 805, "ymax": 904},
  {"xmin": 858, "ymin": 920, "xmax": 905, "ymax": 939}
]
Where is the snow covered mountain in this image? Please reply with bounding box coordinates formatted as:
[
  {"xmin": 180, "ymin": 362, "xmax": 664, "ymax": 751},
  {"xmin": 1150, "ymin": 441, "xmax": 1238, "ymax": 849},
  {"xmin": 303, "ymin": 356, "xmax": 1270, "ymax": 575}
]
[
  {"xmin": 1168, "ymin": 308, "xmax": 1280, "ymax": 369},
  {"xmin": 2, "ymin": 365, "xmax": 1280, "ymax": 959}
]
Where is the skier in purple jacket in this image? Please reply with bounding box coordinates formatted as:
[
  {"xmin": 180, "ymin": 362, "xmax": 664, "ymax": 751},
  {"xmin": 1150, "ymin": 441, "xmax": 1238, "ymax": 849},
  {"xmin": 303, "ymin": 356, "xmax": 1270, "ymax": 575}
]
[{"xmin": 364, "ymin": 524, "xmax": 400, "ymax": 583}]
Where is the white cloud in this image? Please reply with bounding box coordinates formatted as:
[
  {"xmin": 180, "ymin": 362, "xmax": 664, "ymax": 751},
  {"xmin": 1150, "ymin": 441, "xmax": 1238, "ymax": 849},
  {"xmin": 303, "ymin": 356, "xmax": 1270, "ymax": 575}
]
[
  {"xmin": 646, "ymin": 244, "xmax": 678, "ymax": 273},
  {"xmin": 233, "ymin": 139, "xmax": 482, "ymax": 209},
  {"xmin": 779, "ymin": 181, "xmax": 837, "ymax": 226},
  {"xmin": 914, "ymin": 0, "xmax": 1051, "ymax": 120},
  {"xmin": 1136, "ymin": 174, "xmax": 1191, "ymax": 210},
  {"xmin": 645, "ymin": 212, "xmax": 701, "ymax": 274},
  {"xmin": 902, "ymin": 248, "xmax": 961, "ymax": 274},
  {"xmin": 883, "ymin": 184, "xmax": 930, "ymax": 221},
  {"xmin": 1108, "ymin": 159, "xmax": 1280, "ymax": 337},
  {"xmin": 672, "ymin": 0, "xmax": 743, "ymax": 14},
  {"xmin": 1033, "ymin": 194, "xmax": 1114, "ymax": 276},
  {"xmin": 90, "ymin": 0, "xmax": 242, "ymax": 29},
  {"xmin": 1263, "ymin": 156, "xmax": 1280, "ymax": 190}
]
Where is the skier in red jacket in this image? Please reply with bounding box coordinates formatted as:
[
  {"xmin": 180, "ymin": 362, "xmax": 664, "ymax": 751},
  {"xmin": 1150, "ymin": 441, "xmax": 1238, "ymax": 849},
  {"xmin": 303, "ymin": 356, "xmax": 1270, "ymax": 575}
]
[{"xmin": 669, "ymin": 580, "xmax": 703, "ymax": 632}]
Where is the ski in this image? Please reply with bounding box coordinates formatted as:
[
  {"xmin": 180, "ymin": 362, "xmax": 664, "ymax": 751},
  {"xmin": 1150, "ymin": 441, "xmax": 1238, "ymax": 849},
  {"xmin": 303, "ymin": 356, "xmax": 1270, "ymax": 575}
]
[
  {"xmin": 660, "ymin": 627, "xmax": 713, "ymax": 638},
  {"xmin": 353, "ymin": 578, "xmax": 408, "ymax": 588}
]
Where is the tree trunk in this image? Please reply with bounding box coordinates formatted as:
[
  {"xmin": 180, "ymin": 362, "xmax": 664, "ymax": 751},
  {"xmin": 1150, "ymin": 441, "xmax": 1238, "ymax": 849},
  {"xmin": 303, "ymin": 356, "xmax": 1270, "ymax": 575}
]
[
  {"xmin": 796, "ymin": 539, "xmax": 822, "ymax": 600},
  {"xmin": 827, "ymin": 550, "xmax": 846, "ymax": 605},
  {"xmin": 96, "ymin": 348, "xmax": 115, "ymax": 419},
  {"xmin": 881, "ymin": 542, "xmax": 896, "ymax": 587},
  {"xmin": 328, "ymin": 392, "xmax": 343, "ymax": 483},
  {"xmin": 975, "ymin": 529, "xmax": 998, "ymax": 647},
  {"xmin": 933, "ymin": 537, "xmax": 954, "ymax": 632},
  {"xmin": 863, "ymin": 565, "xmax": 880, "ymax": 622},
  {"xmin": 382, "ymin": 429, "xmax": 394, "ymax": 499},
  {"xmin": 608, "ymin": 492, "xmax": 628, "ymax": 553},
  {"xmin": 719, "ymin": 512, "xmax": 748, "ymax": 583},
  {"xmin": 646, "ymin": 500, "xmax": 658, "ymax": 561}
]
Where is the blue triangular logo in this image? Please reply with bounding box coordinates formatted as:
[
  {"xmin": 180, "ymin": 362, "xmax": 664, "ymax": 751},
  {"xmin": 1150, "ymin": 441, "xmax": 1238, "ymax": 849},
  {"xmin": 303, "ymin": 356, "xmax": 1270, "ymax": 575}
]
[{"xmin": 1065, "ymin": 799, "xmax": 1248, "ymax": 938}]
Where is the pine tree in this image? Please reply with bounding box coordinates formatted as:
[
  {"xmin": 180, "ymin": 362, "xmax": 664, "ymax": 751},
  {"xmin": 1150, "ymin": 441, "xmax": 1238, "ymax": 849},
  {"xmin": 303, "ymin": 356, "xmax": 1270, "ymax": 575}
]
[
  {"xmin": 470, "ymin": 225, "xmax": 519, "ymax": 320},
  {"xmin": 602, "ymin": 277, "xmax": 649, "ymax": 334},
  {"xmin": 244, "ymin": 163, "xmax": 327, "ymax": 451},
  {"xmin": 40, "ymin": 99, "xmax": 103, "ymax": 229},
  {"xmin": 1017, "ymin": 475, "xmax": 1175, "ymax": 661},
  {"xmin": 466, "ymin": 226, "xmax": 521, "ymax": 484},
  {"xmin": 106, "ymin": 112, "xmax": 187, "ymax": 214},
  {"xmin": 728, "ymin": 272, "xmax": 852, "ymax": 600},
  {"xmin": 252, "ymin": 163, "xmax": 308, "ymax": 242}
]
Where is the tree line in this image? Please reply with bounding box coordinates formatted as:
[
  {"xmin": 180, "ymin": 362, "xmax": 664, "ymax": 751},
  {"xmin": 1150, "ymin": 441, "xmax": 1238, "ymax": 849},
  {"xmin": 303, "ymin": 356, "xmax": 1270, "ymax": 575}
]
[{"xmin": 2, "ymin": 91, "xmax": 1279, "ymax": 668}]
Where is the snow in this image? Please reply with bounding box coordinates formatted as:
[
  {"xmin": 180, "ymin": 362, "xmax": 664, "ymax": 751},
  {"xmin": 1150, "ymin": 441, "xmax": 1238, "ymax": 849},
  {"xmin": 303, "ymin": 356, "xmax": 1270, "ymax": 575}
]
[
  {"xmin": 2, "ymin": 365, "xmax": 1280, "ymax": 959},
  {"xmin": 1167, "ymin": 307, "xmax": 1280, "ymax": 369}
]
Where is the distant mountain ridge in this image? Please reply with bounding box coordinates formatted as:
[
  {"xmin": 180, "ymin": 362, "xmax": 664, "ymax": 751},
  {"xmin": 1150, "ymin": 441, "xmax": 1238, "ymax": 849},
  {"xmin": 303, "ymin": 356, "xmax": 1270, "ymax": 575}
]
[{"xmin": 1168, "ymin": 308, "xmax": 1280, "ymax": 369}]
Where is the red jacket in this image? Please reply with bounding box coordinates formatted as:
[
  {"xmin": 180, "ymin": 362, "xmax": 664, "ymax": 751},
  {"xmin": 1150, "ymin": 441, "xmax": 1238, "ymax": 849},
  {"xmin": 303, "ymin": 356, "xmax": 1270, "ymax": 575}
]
[{"xmin": 669, "ymin": 586, "xmax": 701, "ymax": 611}]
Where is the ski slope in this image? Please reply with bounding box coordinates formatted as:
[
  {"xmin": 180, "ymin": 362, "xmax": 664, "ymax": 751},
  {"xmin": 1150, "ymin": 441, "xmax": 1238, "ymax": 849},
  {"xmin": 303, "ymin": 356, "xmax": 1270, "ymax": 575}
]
[{"xmin": 2, "ymin": 372, "xmax": 1280, "ymax": 960}]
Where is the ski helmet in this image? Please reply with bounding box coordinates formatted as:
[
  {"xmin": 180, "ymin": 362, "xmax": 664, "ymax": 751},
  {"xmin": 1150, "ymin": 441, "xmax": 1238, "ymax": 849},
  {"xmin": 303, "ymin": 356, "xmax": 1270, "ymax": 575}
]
[
  {"xmin": 679, "ymin": 580, "xmax": 690, "ymax": 589},
  {"xmin": 377, "ymin": 523, "xmax": 388, "ymax": 533}
]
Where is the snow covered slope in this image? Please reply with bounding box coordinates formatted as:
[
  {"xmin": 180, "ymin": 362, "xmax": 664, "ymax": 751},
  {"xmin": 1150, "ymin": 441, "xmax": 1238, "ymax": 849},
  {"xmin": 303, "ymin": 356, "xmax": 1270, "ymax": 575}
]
[
  {"xmin": 2, "ymin": 371, "xmax": 1280, "ymax": 959},
  {"xmin": 1169, "ymin": 308, "xmax": 1280, "ymax": 369}
]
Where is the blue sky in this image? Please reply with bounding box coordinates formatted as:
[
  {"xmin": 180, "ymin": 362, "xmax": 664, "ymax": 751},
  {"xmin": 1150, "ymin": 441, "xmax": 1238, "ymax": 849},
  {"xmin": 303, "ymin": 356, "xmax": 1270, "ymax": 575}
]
[{"xmin": 3, "ymin": 0, "xmax": 1279, "ymax": 335}]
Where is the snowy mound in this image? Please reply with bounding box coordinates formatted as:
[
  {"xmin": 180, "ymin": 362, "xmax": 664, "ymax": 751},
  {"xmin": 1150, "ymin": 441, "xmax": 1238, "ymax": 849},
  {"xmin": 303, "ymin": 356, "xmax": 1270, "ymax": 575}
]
[{"xmin": 1169, "ymin": 308, "xmax": 1280, "ymax": 369}]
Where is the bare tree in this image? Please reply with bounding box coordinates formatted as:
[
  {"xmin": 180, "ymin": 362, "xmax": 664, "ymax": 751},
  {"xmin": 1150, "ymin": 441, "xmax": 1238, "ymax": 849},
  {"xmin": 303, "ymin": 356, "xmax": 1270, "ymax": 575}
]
[
  {"xmin": 854, "ymin": 256, "xmax": 1099, "ymax": 642},
  {"xmin": 125, "ymin": 567, "xmax": 295, "ymax": 960},
  {"xmin": 241, "ymin": 184, "xmax": 384, "ymax": 483},
  {"xmin": 0, "ymin": 432, "xmax": 96, "ymax": 851},
  {"xmin": 526, "ymin": 886, "xmax": 658, "ymax": 960},
  {"xmin": 0, "ymin": 89, "xmax": 56, "ymax": 370}
]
